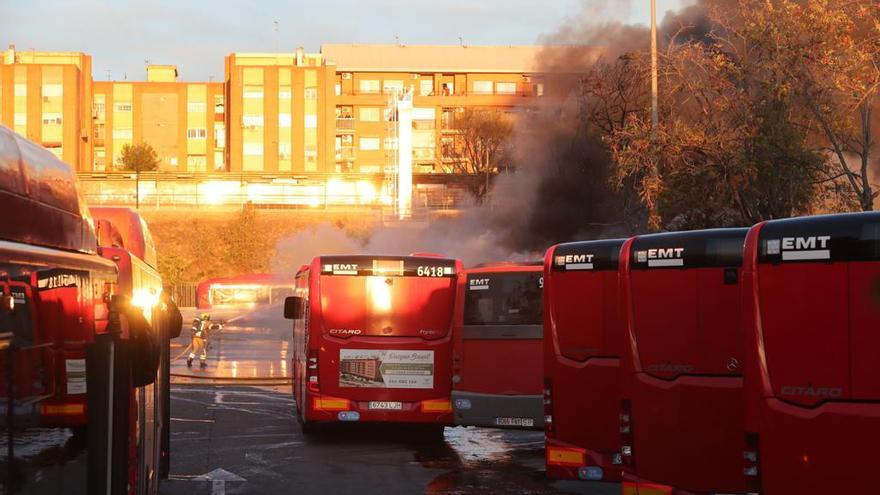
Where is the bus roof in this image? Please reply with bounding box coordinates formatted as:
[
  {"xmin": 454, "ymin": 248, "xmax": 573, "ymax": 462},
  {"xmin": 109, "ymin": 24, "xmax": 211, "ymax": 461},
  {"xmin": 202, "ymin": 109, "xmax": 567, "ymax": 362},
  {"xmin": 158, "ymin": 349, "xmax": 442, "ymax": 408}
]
[
  {"xmin": 630, "ymin": 228, "xmax": 748, "ymax": 269},
  {"xmin": 548, "ymin": 238, "xmax": 626, "ymax": 272},
  {"xmin": 89, "ymin": 207, "xmax": 158, "ymax": 269},
  {"xmin": 0, "ymin": 125, "xmax": 98, "ymax": 253},
  {"xmin": 756, "ymin": 211, "xmax": 880, "ymax": 264}
]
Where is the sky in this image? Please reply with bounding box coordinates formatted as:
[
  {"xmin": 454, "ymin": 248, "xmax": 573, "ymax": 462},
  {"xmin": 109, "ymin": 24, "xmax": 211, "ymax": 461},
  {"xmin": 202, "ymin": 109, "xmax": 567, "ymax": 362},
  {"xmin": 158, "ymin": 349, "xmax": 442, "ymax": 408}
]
[{"xmin": 2, "ymin": 0, "xmax": 690, "ymax": 82}]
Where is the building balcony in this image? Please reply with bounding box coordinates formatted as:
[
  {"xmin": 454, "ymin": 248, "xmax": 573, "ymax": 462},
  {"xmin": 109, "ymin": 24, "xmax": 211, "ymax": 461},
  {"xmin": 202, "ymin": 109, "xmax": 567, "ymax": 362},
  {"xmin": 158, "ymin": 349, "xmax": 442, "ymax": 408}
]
[
  {"xmin": 336, "ymin": 118, "xmax": 355, "ymax": 132},
  {"xmin": 335, "ymin": 148, "xmax": 355, "ymax": 161}
]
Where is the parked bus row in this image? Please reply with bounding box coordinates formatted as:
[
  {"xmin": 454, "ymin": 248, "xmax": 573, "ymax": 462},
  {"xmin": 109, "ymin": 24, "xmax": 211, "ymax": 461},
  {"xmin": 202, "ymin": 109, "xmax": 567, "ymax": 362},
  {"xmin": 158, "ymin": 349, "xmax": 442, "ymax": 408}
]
[
  {"xmin": 284, "ymin": 212, "xmax": 879, "ymax": 494},
  {"xmin": 545, "ymin": 214, "xmax": 879, "ymax": 494},
  {"xmin": 0, "ymin": 124, "xmax": 179, "ymax": 495}
]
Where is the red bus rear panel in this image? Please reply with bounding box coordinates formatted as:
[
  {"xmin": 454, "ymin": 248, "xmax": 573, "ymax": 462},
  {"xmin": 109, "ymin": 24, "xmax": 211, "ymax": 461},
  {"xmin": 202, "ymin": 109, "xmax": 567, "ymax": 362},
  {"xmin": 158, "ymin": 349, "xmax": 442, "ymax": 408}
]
[
  {"xmin": 620, "ymin": 228, "xmax": 748, "ymax": 494},
  {"xmin": 290, "ymin": 255, "xmax": 461, "ymax": 426},
  {"xmin": 544, "ymin": 239, "xmax": 625, "ymax": 482},
  {"xmin": 742, "ymin": 212, "xmax": 880, "ymax": 495},
  {"xmin": 451, "ymin": 262, "xmax": 544, "ymax": 430}
]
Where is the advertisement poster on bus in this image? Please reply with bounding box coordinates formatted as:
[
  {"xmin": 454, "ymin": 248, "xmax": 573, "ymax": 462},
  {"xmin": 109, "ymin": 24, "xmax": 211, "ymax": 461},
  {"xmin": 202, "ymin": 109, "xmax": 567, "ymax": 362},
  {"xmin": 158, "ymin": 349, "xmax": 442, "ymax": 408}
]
[{"xmin": 339, "ymin": 349, "xmax": 434, "ymax": 389}]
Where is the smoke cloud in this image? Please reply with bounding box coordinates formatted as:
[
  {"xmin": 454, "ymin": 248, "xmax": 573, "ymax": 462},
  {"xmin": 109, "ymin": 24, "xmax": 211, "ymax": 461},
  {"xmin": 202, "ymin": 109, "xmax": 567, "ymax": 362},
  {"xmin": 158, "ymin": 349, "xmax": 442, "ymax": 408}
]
[{"xmin": 272, "ymin": 0, "xmax": 704, "ymax": 273}]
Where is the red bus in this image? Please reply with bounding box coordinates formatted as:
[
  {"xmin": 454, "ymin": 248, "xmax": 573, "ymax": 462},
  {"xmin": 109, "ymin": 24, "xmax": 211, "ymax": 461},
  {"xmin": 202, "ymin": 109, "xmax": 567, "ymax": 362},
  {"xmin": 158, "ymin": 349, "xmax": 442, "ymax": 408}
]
[
  {"xmin": 619, "ymin": 228, "xmax": 749, "ymax": 495},
  {"xmin": 0, "ymin": 125, "xmax": 167, "ymax": 495},
  {"xmin": 284, "ymin": 255, "xmax": 461, "ymax": 434},
  {"xmin": 451, "ymin": 262, "xmax": 543, "ymax": 430},
  {"xmin": 91, "ymin": 207, "xmax": 172, "ymax": 492},
  {"xmin": 196, "ymin": 273, "xmax": 294, "ymax": 309},
  {"xmin": 742, "ymin": 212, "xmax": 880, "ymax": 494},
  {"xmin": 543, "ymin": 239, "xmax": 625, "ymax": 482}
]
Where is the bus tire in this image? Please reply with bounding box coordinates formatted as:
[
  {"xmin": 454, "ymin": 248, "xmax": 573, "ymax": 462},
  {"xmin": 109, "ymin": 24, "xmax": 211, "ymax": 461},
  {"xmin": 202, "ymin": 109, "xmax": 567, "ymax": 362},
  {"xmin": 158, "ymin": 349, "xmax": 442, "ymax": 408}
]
[
  {"xmin": 300, "ymin": 421, "xmax": 319, "ymax": 435},
  {"xmin": 415, "ymin": 425, "xmax": 445, "ymax": 442}
]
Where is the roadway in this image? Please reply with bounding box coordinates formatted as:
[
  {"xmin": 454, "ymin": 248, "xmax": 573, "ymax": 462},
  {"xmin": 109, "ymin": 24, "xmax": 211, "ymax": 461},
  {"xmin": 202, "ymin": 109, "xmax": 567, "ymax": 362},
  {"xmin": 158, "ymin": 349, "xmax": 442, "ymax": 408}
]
[{"xmin": 160, "ymin": 305, "xmax": 618, "ymax": 495}]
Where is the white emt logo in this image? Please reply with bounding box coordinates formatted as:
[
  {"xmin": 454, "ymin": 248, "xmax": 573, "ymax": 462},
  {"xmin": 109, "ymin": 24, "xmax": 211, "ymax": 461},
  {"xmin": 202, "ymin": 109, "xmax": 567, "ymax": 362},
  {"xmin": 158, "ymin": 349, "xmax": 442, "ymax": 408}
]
[
  {"xmin": 554, "ymin": 253, "xmax": 595, "ymax": 270},
  {"xmin": 636, "ymin": 247, "xmax": 685, "ymax": 267},
  {"xmin": 767, "ymin": 236, "xmax": 831, "ymax": 261}
]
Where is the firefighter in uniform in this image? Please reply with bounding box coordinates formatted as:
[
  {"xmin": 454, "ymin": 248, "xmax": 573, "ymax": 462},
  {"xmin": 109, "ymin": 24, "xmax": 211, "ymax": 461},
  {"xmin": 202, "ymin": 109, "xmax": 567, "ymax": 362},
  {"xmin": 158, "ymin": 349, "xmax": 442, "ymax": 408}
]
[{"xmin": 187, "ymin": 313, "xmax": 210, "ymax": 368}]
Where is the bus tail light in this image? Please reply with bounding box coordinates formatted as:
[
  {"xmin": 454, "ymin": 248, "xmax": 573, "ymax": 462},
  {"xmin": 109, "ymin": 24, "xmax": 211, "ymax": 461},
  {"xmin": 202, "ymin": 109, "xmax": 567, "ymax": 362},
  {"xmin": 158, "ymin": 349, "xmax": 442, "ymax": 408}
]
[
  {"xmin": 40, "ymin": 402, "xmax": 86, "ymax": 417},
  {"xmin": 620, "ymin": 399, "xmax": 634, "ymax": 469},
  {"xmin": 312, "ymin": 396, "xmax": 351, "ymax": 411},
  {"xmin": 307, "ymin": 349, "xmax": 319, "ymax": 393},
  {"xmin": 543, "ymin": 377, "xmax": 554, "ymax": 433},
  {"xmin": 744, "ymin": 432, "xmax": 763, "ymax": 492},
  {"xmin": 421, "ymin": 399, "xmax": 452, "ymax": 413}
]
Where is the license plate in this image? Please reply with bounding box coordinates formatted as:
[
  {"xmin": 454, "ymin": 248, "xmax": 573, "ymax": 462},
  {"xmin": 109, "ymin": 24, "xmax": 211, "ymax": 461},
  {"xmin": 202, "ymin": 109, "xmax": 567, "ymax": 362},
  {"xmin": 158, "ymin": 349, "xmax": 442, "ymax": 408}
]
[
  {"xmin": 368, "ymin": 401, "xmax": 403, "ymax": 410},
  {"xmin": 495, "ymin": 417, "xmax": 534, "ymax": 427}
]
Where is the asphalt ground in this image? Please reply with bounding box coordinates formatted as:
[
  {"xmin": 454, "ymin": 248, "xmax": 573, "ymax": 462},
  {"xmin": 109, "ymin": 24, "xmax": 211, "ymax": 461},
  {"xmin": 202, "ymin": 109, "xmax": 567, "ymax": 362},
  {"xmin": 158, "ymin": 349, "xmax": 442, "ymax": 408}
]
[{"xmin": 161, "ymin": 305, "xmax": 619, "ymax": 495}]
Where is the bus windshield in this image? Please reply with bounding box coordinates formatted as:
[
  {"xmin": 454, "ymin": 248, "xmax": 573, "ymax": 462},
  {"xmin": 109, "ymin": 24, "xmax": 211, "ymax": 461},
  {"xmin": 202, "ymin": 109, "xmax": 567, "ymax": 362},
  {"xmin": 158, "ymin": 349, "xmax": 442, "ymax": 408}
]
[{"xmin": 464, "ymin": 272, "xmax": 543, "ymax": 326}]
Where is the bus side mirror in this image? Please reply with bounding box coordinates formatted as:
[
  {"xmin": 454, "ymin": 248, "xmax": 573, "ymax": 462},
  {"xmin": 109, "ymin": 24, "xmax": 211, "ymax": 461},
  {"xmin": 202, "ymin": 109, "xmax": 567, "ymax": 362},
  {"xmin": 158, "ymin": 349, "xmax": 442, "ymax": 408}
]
[{"xmin": 284, "ymin": 296, "xmax": 303, "ymax": 319}]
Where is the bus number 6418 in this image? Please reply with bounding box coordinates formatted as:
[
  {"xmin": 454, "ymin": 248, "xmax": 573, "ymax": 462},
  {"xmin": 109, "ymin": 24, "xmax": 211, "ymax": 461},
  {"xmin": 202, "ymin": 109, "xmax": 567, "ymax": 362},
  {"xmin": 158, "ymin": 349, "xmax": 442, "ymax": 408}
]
[{"xmin": 417, "ymin": 266, "xmax": 445, "ymax": 277}]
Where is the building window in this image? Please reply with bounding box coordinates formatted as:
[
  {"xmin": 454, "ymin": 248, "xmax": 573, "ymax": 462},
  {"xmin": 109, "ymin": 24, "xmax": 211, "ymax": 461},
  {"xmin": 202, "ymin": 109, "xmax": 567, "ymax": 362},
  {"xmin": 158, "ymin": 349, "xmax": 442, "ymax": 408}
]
[
  {"xmin": 496, "ymin": 82, "xmax": 517, "ymax": 95},
  {"xmin": 383, "ymin": 80, "xmax": 404, "ymax": 94},
  {"xmin": 534, "ymin": 82, "xmax": 545, "ymax": 97},
  {"xmin": 359, "ymin": 79, "xmax": 380, "ymax": 94},
  {"xmin": 41, "ymin": 84, "xmax": 63, "ymax": 97},
  {"xmin": 279, "ymin": 88, "xmax": 292, "ymax": 99},
  {"xmin": 335, "ymin": 84, "xmax": 341, "ymax": 96},
  {"xmin": 304, "ymin": 115, "xmax": 317, "ymax": 129},
  {"xmin": 187, "ymin": 101, "xmax": 207, "ymax": 112},
  {"xmin": 214, "ymin": 124, "xmax": 225, "ymax": 147},
  {"xmin": 359, "ymin": 107, "xmax": 380, "ymax": 122},
  {"xmin": 93, "ymin": 102, "xmax": 106, "ymax": 119},
  {"xmin": 214, "ymin": 94, "xmax": 225, "ymax": 113},
  {"xmin": 278, "ymin": 142, "xmax": 292, "ymax": 159},
  {"xmin": 472, "ymin": 81, "xmax": 493, "ymax": 95},
  {"xmin": 383, "ymin": 137, "xmax": 398, "ymax": 150},
  {"xmin": 42, "ymin": 113, "xmax": 63, "ymax": 125},
  {"xmin": 419, "ymin": 79, "xmax": 434, "ymax": 96},
  {"xmin": 214, "ymin": 151, "xmax": 225, "ymax": 170},
  {"xmin": 115, "ymin": 103, "xmax": 133, "ymax": 112},
  {"xmin": 278, "ymin": 113, "xmax": 292, "ymax": 127},
  {"xmin": 13, "ymin": 114, "xmax": 26, "ymax": 126},
  {"xmin": 94, "ymin": 150, "xmax": 106, "ymax": 171},
  {"xmin": 112, "ymin": 128, "xmax": 133, "ymax": 139},
  {"xmin": 243, "ymin": 86, "xmax": 264, "ymax": 99},
  {"xmin": 187, "ymin": 128, "xmax": 207, "ymax": 139},
  {"xmin": 242, "ymin": 115, "xmax": 264, "ymax": 127},
  {"xmin": 243, "ymin": 143, "xmax": 263, "ymax": 156},
  {"xmin": 304, "ymin": 87, "xmax": 318, "ymax": 100},
  {"xmin": 187, "ymin": 155, "xmax": 207, "ymax": 171},
  {"xmin": 359, "ymin": 137, "xmax": 380, "ymax": 151}
]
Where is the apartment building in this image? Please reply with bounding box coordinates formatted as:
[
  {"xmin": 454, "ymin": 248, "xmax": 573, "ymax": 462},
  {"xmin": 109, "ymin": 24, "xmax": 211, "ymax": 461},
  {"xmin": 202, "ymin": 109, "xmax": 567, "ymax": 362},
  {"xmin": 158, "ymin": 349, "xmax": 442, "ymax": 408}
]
[
  {"xmin": 0, "ymin": 45, "xmax": 93, "ymax": 169},
  {"xmin": 92, "ymin": 66, "xmax": 225, "ymax": 172},
  {"xmin": 322, "ymin": 44, "xmax": 544, "ymax": 175},
  {"xmin": 0, "ymin": 43, "xmax": 548, "ymax": 175}
]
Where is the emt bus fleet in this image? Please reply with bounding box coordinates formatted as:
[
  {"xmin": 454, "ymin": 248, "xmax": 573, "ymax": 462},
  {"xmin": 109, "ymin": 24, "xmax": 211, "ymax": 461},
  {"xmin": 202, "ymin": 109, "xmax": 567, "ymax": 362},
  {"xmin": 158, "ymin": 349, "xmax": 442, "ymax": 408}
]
[
  {"xmin": 284, "ymin": 255, "xmax": 462, "ymax": 434},
  {"xmin": 742, "ymin": 213, "xmax": 880, "ymax": 495},
  {"xmin": 543, "ymin": 239, "xmax": 625, "ymax": 482},
  {"xmin": 452, "ymin": 262, "xmax": 544, "ymax": 430},
  {"xmin": 0, "ymin": 125, "xmax": 171, "ymax": 495},
  {"xmin": 619, "ymin": 228, "xmax": 749, "ymax": 494}
]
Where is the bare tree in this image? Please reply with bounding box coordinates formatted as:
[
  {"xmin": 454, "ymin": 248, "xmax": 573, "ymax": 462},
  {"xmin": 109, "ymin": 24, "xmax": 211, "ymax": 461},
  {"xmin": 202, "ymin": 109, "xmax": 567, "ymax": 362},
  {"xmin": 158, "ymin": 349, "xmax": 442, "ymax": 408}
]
[{"xmin": 443, "ymin": 108, "xmax": 514, "ymax": 203}]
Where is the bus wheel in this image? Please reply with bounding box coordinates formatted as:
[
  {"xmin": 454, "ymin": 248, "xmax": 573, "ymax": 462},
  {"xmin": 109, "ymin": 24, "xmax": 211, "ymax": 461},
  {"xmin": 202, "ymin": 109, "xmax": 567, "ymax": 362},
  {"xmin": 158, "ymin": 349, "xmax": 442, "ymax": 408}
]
[
  {"xmin": 415, "ymin": 425, "xmax": 446, "ymax": 443},
  {"xmin": 301, "ymin": 421, "xmax": 319, "ymax": 435}
]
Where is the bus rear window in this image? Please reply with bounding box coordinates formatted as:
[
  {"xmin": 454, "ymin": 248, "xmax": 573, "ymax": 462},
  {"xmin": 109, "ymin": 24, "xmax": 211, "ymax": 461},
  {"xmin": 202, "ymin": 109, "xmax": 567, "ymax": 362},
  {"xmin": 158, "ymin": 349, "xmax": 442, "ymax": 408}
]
[{"xmin": 464, "ymin": 273, "xmax": 542, "ymax": 326}]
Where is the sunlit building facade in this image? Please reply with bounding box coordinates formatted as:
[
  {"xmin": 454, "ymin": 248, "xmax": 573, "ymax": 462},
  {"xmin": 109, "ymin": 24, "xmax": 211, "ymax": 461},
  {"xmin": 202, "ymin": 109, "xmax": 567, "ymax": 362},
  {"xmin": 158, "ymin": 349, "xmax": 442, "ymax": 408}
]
[
  {"xmin": 0, "ymin": 44, "xmax": 548, "ymax": 178},
  {"xmin": 0, "ymin": 45, "xmax": 93, "ymax": 169},
  {"xmin": 92, "ymin": 67, "xmax": 225, "ymax": 172}
]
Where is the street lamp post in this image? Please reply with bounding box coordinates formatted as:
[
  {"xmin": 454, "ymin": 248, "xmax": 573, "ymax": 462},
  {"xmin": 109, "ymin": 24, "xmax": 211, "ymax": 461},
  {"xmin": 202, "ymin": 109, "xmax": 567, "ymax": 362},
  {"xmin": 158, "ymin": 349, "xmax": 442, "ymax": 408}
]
[{"xmin": 651, "ymin": 0, "xmax": 659, "ymax": 132}]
